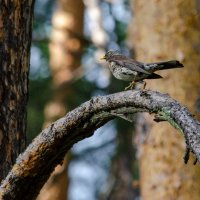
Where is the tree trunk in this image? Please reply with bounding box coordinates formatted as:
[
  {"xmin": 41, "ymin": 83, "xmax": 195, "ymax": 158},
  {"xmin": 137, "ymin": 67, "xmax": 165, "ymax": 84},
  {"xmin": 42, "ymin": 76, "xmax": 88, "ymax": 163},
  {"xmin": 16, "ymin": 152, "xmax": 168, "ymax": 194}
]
[
  {"xmin": 36, "ymin": 0, "xmax": 84, "ymax": 199},
  {"xmin": 0, "ymin": 0, "xmax": 34, "ymax": 181},
  {"xmin": 130, "ymin": 0, "xmax": 200, "ymax": 199}
]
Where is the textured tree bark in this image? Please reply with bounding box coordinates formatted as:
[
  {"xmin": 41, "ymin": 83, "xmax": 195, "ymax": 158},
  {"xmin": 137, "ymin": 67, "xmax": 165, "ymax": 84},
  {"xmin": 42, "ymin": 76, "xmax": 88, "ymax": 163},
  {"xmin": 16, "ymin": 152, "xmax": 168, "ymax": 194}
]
[
  {"xmin": 0, "ymin": 0, "xmax": 34, "ymax": 181},
  {"xmin": 1, "ymin": 90, "xmax": 200, "ymax": 200},
  {"xmin": 36, "ymin": 0, "xmax": 84, "ymax": 199},
  {"xmin": 130, "ymin": 0, "xmax": 200, "ymax": 199}
]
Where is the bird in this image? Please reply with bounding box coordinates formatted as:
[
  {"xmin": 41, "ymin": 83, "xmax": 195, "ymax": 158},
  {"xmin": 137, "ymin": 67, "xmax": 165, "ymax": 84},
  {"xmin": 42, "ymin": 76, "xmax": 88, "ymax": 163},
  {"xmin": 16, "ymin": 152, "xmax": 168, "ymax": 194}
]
[{"xmin": 101, "ymin": 50, "xmax": 184, "ymax": 90}]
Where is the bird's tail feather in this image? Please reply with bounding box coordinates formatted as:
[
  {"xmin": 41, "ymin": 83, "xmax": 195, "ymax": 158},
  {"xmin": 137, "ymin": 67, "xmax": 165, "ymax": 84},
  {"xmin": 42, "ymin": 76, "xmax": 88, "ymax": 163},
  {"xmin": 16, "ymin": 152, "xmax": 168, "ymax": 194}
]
[{"xmin": 153, "ymin": 60, "xmax": 184, "ymax": 70}]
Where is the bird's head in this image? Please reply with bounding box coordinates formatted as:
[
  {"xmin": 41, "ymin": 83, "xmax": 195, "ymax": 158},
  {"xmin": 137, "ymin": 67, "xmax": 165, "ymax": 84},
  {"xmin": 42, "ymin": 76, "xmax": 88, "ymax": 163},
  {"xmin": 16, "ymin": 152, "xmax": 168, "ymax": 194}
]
[{"xmin": 100, "ymin": 50, "xmax": 121, "ymax": 61}]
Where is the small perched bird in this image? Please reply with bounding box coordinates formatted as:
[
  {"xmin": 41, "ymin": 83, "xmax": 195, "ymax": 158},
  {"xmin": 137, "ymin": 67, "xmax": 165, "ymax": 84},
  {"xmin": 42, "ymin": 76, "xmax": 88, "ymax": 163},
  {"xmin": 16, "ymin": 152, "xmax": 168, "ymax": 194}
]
[{"xmin": 101, "ymin": 50, "xmax": 184, "ymax": 90}]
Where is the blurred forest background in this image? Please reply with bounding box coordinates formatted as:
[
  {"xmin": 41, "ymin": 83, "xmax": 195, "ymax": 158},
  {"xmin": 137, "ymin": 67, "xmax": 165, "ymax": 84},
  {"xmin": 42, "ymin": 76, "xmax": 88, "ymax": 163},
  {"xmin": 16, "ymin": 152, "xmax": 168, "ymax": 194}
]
[{"xmin": 28, "ymin": 0, "xmax": 200, "ymax": 200}]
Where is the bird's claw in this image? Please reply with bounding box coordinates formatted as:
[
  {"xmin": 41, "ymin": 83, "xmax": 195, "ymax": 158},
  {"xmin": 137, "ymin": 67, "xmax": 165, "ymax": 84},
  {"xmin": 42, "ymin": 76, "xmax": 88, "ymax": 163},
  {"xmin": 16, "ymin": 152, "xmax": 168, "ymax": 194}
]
[
  {"xmin": 125, "ymin": 81, "xmax": 135, "ymax": 90},
  {"xmin": 125, "ymin": 81, "xmax": 147, "ymax": 91}
]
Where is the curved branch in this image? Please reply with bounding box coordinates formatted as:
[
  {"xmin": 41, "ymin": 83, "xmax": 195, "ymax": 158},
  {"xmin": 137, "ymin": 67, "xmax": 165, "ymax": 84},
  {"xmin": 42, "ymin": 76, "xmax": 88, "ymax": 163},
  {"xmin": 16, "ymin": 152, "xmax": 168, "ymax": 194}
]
[{"xmin": 1, "ymin": 90, "xmax": 200, "ymax": 200}]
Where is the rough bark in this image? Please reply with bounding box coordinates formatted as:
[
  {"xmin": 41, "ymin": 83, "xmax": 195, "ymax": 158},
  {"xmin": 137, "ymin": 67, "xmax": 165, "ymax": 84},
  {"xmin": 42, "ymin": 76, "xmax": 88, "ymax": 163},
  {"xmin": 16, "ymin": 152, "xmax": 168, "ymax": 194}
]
[
  {"xmin": 130, "ymin": 0, "xmax": 200, "ymax": 199},
  {"xmin": 0, "ymin": 0, "xmax": 34, "ymax": 181},
  {"xmin": 36, "ymin": 1, "xmax": 84, "ymax": 199},
  {"xmin": 0, "ymin": 90, "xmax": 200, "ymax": 200}
]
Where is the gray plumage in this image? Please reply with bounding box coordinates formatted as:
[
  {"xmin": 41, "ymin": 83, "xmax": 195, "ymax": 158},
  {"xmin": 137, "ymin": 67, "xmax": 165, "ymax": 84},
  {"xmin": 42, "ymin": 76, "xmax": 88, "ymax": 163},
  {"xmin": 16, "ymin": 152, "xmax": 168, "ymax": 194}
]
[{"xmin": 101, "ymin": 50, "xmax": 184, "ymax": 83}]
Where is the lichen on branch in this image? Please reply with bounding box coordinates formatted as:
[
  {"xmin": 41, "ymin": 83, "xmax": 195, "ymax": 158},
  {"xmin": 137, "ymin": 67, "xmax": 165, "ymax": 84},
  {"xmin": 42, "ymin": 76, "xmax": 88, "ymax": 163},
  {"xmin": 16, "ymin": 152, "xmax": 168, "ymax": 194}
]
[{"xmin": 1, "ymin": 89, "xmax": 200, "ymax": 200}]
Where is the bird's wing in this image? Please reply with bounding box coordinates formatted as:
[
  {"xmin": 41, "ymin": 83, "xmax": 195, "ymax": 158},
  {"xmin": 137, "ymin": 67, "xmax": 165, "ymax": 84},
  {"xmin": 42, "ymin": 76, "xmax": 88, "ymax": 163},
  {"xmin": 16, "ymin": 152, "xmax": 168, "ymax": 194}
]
[
  {"xmin": 123, "ymin": 60, "xmax": 151, "ymax": 74},
  {"xmin": 108, "ymin": 57, "xmax": 151, "ymax": 75}
]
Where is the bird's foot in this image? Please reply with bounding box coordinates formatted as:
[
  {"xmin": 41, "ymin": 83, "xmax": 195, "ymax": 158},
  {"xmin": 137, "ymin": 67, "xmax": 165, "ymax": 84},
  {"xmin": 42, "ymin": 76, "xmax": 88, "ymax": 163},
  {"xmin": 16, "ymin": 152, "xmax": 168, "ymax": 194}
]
[
  {"xmin": 137, "ymin": 81, "xmax": 147, "ymax": 90},
  {"xmin": 143, "ymin": 81, "xmax": 147, "ymax": 90},
  {"xmin": 125, "ymin": 81, "xmax": 135, "ymax": 90}
]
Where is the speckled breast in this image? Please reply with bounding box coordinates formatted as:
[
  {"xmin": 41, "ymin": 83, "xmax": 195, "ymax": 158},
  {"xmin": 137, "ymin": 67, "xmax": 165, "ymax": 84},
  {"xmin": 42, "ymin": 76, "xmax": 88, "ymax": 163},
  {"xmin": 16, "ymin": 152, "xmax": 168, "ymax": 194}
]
[{"xmin": 109, "ymin": 62, "xmax": 138, "ymax": 82}]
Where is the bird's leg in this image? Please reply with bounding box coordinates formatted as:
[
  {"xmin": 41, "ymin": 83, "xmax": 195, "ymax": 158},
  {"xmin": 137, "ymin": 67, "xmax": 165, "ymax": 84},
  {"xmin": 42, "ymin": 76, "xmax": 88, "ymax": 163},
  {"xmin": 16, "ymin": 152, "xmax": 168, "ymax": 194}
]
[
  {"xmin": 125, "ymin": 82, "xmax": 132, "ymax": 90},
  {"xmin": 130, "ymin": 81, "xmax": 136, "ymax": 89},
  {"xmin": 125, "ymin": 81, "xmax": 135, "ymax": 90},
  {"xmin": 137, "ymin": 81, "xmax": 147, "ymax": 90},
  {"xmin": 125, "ymin": 74, "xmax": 137, "ymax": 90},
  {"xmin": 143, "ymin": 81, "xmax": 147, "ymax": 90}
]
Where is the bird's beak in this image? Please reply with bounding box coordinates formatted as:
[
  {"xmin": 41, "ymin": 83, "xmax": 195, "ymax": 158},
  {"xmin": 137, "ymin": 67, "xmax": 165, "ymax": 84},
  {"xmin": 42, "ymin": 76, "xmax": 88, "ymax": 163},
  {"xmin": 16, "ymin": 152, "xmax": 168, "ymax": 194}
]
[{"xmin": 100, "ymin": 56, "xmax": 106, "ymax": 60}]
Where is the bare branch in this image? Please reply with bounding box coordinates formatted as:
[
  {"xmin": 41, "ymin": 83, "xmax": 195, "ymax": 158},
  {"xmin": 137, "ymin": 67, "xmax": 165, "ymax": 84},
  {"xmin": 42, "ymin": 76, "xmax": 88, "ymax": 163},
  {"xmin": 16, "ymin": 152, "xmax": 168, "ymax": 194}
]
[{"xmin": 1, "ymin": 89, "xmax": 200, "ymax": 200}]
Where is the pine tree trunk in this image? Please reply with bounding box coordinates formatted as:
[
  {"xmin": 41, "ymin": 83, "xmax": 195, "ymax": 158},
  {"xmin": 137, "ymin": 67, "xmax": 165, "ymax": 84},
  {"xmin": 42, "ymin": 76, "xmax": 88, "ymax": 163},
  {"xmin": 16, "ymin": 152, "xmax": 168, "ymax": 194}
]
[
  {"xmin": 36, "ymin": 0, "xmax": 84, "ymax": 199},
  {"xmin": 130, "ymin": 0, "xmax": 200, "ymax": 199},
  {"xmin": 0, "ymin": 0, "xmax": 34, "ymax": 181}
]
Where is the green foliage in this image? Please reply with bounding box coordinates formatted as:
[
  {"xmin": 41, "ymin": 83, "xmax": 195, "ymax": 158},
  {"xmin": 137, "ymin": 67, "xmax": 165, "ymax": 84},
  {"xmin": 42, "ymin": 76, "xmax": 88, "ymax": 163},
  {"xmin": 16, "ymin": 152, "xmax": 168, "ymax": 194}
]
[{"xmin": 115, "ymin": 20, "xmax": 128, "ymax": 43}]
